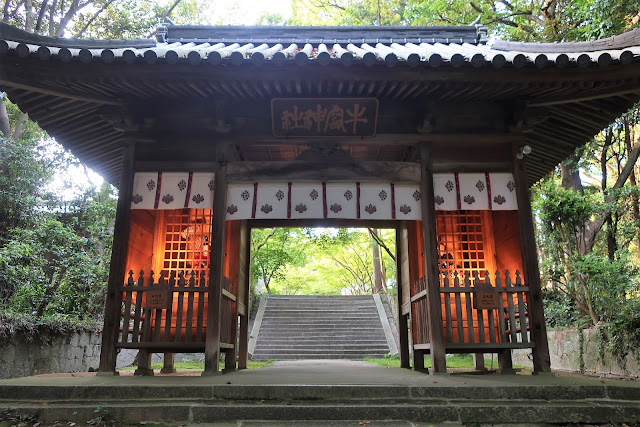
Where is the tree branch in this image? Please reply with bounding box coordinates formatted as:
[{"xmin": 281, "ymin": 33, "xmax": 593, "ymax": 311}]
[
  {"xmin": 34, "ymin": 0, "xmax": 49, "ymax": 32},
  {"xmin": 73, "ymin": 0, "xmax": 118, "ymax": 38},
  {"xmin": 367, "ymin": 227, "xmax": 395, "ymax": 262},
  {"xmin": 254, "ymin": 229, "xmax": 278, "ymax": 252}
]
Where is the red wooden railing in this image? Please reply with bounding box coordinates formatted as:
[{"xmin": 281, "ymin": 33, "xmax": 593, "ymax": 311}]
[
  {"xmin": 116, "ymin": 270, "xmax": 236, "ymax": 351},
  {"xmin": 411, "ymin": 270, "xmax": 534, "ymax": 351}
]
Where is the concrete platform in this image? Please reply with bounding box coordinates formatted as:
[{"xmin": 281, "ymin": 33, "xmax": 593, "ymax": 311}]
[{"xmin": 1, "ymin": 360, "xmax": 639, "ymax": 425}]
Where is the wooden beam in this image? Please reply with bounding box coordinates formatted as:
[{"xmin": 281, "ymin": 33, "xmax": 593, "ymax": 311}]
[
  {"xmin": 227, "ymin": 161, "xmax": 420, "ymax": 183},
  {"xmin": 0, "ymin": 77, "xmax": 122, "ymax": 106},
  {"xmin": 419, "ymin": 142, "xmax": 447, "ymax": 374},
  {"xmin": 529, "ymin": 85, "xmax": 640, "ymax": 107},
  {"xmin": 512, "ymin": 144, "xmax": 551, "ymax": 374},
  {"xmin": 135, "ymin": 161, "xmax": 219, "ymax": 172},
  {"xmin": 203, "ymin": 165, "xmax": 228, "ymax": 376},
  {"xmin": 396, "ymin": 222, "xmax": 411, "ymax": 369},
  {"xmin": 248, "ymin": 218, "xmax": 400, "ymax": 229},
  {"xmin": 97, "ymin": 141, "xmax": 135, "ymax": 376}
]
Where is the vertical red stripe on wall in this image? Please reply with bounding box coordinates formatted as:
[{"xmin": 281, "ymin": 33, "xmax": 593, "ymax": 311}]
[
  {"xmin": 154, "ymin": 172, "xmax": 162, "ymax": 209},
  {"xmin": 251, "ymin": 183, "xmax": 258, "ymax": 218},
  {"xmin": 454, "ymin": 173, "xmax": 461, "ymax": 210},
  {"xmin": 390, "ymin": 183, "xmax": 396, "ymax": 219},
  {"xmin": 485, "ymin": 172, "xmax": 492, "ymax": 210},
  {"xmin": 322, "ymin": 182, "xmax": 327, "ymax": 218},
  {"xmin": 287, "ymin": 182, "xmax": 292, "ymax": 218},
  {"xmin": 356, "ymin": 182, "xmax": 361, "ymax": 219},
  {"xmin": 184, "ymin": 172, "xmax": 193, "ymax": 208}
]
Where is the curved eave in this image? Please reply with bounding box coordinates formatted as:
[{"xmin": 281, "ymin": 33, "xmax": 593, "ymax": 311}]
[{"xmin": 3, "ymin": 32, "xmax": 640, "ymax": 187}]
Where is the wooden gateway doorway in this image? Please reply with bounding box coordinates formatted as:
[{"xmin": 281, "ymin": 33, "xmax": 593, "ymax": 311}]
[{"xmin": 112, "ymin": 167, "xmax": 537, "ymax": 375}]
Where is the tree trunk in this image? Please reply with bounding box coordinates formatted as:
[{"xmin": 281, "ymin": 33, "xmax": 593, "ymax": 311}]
[
  {"xmin": 371, "ymin": 229, "xmax": 384, "ymax": 293},
  {"xmin": 0, "ymin": 95, "xmax": 10, "ymax": 138},
  {"xmin": 624, "ymin": 118, "xmax": 640, "ymax": 261}
]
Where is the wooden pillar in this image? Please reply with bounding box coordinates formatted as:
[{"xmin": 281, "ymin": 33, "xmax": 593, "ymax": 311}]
[
  {"xmin": 203, "ymin": 164, "xmax": 227, "ymax": 376},
  {"xmin": 473, "ymin": 353, "xmax": 486, "ymax": 371},
  {"xmin": 134, "ymin": 349, "xmax": 154, "ymax": 376},
  {"xmin": 498, "ymin": 349, "xmax": 516, "ymax": 374},
  {"xmin": 161, "ymin": 352, "xmax": 176, "ymax": 374},
  {"xmin": 238, "ymin": 221, "xmax": 251, "ymax": 370},
  {"xmin": 419, "ymin": 143, "xmax": 447, "ymax": 374},
  {"xmin": 224, "ymin": 222, "xmax": 240, "ymax": 372},
  {"xmin": 395, "ymin": 222, "xmax": 410, "ymax": 369},
  {"xmin": 97, "ymin": 141, "xmax": 136, "ymax": 375},
  {"xmin": 512, "ymin": 145, "xmax": 551, "ymax": 374}
]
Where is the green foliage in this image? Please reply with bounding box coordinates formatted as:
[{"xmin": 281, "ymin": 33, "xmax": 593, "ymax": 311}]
[
  {"xmin": 251, "ymin": 228, "xmax": 308, "ymax": 294},
  {"xmin": 0, "ymin": 311, "xmax": 101, "ymax": 343},
  {"xmin": 291, "ymin": 0, "xmax": 409, "ymax": 25}
]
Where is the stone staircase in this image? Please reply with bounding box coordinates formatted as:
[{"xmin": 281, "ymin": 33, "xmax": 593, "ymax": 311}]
[{"xmin": 251, "ymin": 295, "xmax": 392, "ymax": 360}]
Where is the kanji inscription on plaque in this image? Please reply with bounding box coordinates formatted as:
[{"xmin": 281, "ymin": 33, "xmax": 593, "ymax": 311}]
[
  {"xmin": 147, "ymin": 288, "xmax": 169, "ymax": 309},
  {"xmin": 474, "ymin": 282, "xmax": 500, "ymax": 310},
  {"xmin": 272, "ymin": 98, "xmax": 378, "ymax": 137}
]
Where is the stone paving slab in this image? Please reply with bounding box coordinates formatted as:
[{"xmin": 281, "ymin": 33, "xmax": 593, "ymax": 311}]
[{"xmin": 1, "ymin": 359, "xmax": 639, "ymax": 388}]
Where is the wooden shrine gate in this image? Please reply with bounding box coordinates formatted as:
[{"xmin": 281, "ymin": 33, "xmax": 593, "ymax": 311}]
[{"xmin": 103, "ymin": 156, "xmax": 548, "ymax": 376}]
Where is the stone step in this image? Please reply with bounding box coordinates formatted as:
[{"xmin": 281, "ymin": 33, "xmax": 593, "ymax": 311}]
[
  {"xmin": 3, "ymin": 380, "xmax": 639, "ymax": 424},
  {"xmin": 9, "ymin": 399, "xmax": 637, "ymax": 424},
  {"xmin": 252, "ymin": 349, "xmax": 390, "ymax": 356},
  {"xmin": 260, "ymin": 320, "xmax": 382, "ymax": 326},
  {"xmin": 265, "ymin": 309, "xmax": 378, "ymax": 317},
  {"xmin": 253, "ymin": 344, "xmax": 390, "ymax": 349},
  {"xmin": 256, "ymin": 333, "xmax": 387, "ymax": 338},
  {"xmin": 262, "ymin": 313, "xmax": 380, "ymax": 323},
  {"xmin": 256, "ymin": 338, "xmax": 386, "ymax": 343},
  {"xmin": 250, "ymin": 354, "xmax": 389, "ymax": 360},
  {"xmin": 253, "ymin": 294, "xmax": 391, "ymax": 360}
]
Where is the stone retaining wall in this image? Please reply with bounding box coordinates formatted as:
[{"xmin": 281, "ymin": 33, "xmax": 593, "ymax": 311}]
[
  {"xmin": 512, "ymin": 328, "xmax": 640, "ymax": 378},
  {"xmin": 0, "ymin": 332, "xmax": 137, "ymax": 379}
]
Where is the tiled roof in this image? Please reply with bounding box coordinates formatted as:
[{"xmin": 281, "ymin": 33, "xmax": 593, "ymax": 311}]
[
  {"xmin": 3, "ymin": 22, "xmax": 640, "ymax": 186},
  {"xmin": 2, "ymin": 22, "xmax": 639, "ymax": 69}
]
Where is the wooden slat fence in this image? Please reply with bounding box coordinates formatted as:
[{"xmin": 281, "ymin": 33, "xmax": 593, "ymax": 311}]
[
  {"xmin": 411, "ymin": 269, "xmax": 534, "ymax": 351},
  {"xmin": 117, "ymin": 270, "xmax": 237, "ymax": 351}
]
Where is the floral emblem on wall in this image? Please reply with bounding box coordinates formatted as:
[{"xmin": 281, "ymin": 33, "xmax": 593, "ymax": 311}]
[
  {"xmin": 241, "ymin": 190, "xmax": 251, "ymax": 201},
  {"xmin": 310, "ymin": 189, "xmax": 319, "ymax": 200},
  {"xmin": 379, "ymin": 190, "xmax": 387, "ymax": 201},
  {"xmin": 295, "ymin": 204, "xmax": 307, "ymax": 213},
  {"xmin": 494, "ymin": 195, "xmax": 506, "ymax": 205},
  {"xmin": 413, "ymin": 190, "xmax": 421, "ymax": 201},
  {"xmin": 192, "ymin": 194, "xmax": 205, "ymax": 204},
  {"xmin": 178, "ymin": 180, "xmax": 187, "ymax": 191},
  {"xmin": 276, "ymin": 190, "xmax": 285, "ymax": 201},
  {"xmin": 507, "ymin": 180, "xmax": 516, "ymax": 192},
  {"xmin": 463, "ymin": 195, "xmax": 475, "ymax": 205},
  {"xmin": 227, "ymin": 205, "xmax": 238, "ymax": 215},
  {"xmin": 162, "ymin": 194, "xmax": 174, "ymax": 204},
  {"xmin": 344, "ymin": 190, "xmax": 353, "ymax": 201},
  {"xmin": 476, "ymin": 180, "xmax": 485, "ymax": 192},
  {"xmin": 445, "ymin": 181, "xmax": 454, "ymax": 192},
  {"xmin": 364, "ymin": 204, "xmax": 377, "ymax": 214},
  {"xmin": 434, "ymin": 195, "xmax": 445, "ymax": 205},
  {"xmin": 131, "ymin": 194, "xmax": 143, "ymax": 204},
  {"xmin": 146, "ymin": 180, "xmax": 156, "ymax": 191},
  {"xmin": 330, "ymin": 203, "xmax": 342, "ymax": 213},
  {"xmin": 208, "ymin": 179, "xmax": 215, "ymax": 191},
  {"xmin": 261, "ymin": 204, "xmax": 273, "ymax": 214},
  {"xmin": 399, "ymin": 205, "xmax": 412, "ymax": 214}
]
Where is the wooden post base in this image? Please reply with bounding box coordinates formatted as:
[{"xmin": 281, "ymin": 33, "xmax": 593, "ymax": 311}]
[
  {"xmin": 413, "ymin": 349, "xmax": 429, "ymax": 373},
  {"xmin": 160, "ymin": 352, "xmax": 177, "ymax": 374},
  {"xmin": 223, "ymin": 349, "xmax": 236, "ymax": 372},
  {"xmin": 134, "ymin": 350, "xmax": 154, "ymax": 376},
  {"xmin": 498, "ymin": 349, "xmax": 516, "ymax": 375},
  {"xmin": 473, "ymin": 353, "xmax": 487, "ymax": 371}
]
